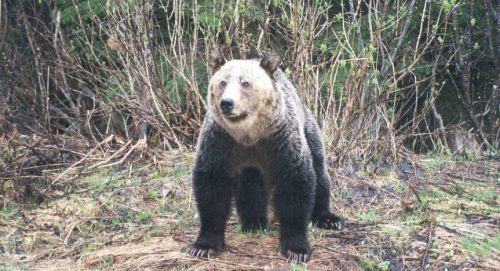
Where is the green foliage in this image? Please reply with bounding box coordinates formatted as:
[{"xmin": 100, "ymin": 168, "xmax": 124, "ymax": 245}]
[
  {"xmin": 290, "ymin": 262, "xmax": 308, "ymax": 271},
  {"xmin": 55, "ymin": 0, "xmax": 105, "ymax": 27},
  {"xmin": 0, "ymin": 264, "xmax": 28, "ymax": 271},
  {"xmin": 356, "ymin": 211, "xmax": 380, "ymax": 222},
  {"xmin": 147, "ymin": 187, "xmax": 160, "ymax": 198},
  {"xmin": 442, "ymin": 0, "xmax": 456, "ymax": 14},
  {"xmin": 461, "ymin": 235, "xmax": 500, "ymax": 256},
  {"xmin": 377, "ymin": 261, "xmax": 390, "ymax": 271},
  {"xmin": 135, "ymin": 210, "xmax": 152, "ymax": 223},
  {"xmin": 99, "ymin": 255, "xmax": 115, "ymax": 269},
  {"xmin": 393, "ymin": 180, "xmax": 405, "ymax": 193},
  {"xmin": 361, "ymin": 258, "xmax": 390, "ymax": 271},
  {"xmin": 422, "ymin": 154, "xmax": 447, "ymax": 170},
  {"xmin": 473, "ymin": 189, "xmax": 497, "ymax": 203}
]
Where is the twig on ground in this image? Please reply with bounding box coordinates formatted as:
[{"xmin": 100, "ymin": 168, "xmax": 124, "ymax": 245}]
[
  {"xmin": 421, "ymin": 213, "xmax": 435, "ymax": 271},
  {"xmin": 47, "ymin": 135, "xmax": 114, "ymax": 189}
]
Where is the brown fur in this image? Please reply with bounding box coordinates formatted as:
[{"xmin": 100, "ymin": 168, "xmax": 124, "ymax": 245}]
[{"xmin": 208, "ymin": 60, "xmax": 286, "ymax": 146}]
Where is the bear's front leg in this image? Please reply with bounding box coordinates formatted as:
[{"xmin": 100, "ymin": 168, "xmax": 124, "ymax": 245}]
[
  {"xmin": 190, "ymin": 172, "xmax": 232, "ymax": 258},
  {"xmin": 273, "ymin": 142, "xmax": 316, "ymax": 262},
  {"xmin": 190, "ymin": 166, "xmax": 232, "ymax": 258},
  {"xmin": 190, "ymin": 124, "xmax": 233, "ymax": 258}
]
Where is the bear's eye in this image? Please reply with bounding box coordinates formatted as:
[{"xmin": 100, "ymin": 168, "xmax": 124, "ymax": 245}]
[
  {"xmin": 241, "ymin": 81, "xmax": 250, "ymax": 88},
  {"xmin": 220, "ymin": 81, "xmax": 227, "ymax": 87}
]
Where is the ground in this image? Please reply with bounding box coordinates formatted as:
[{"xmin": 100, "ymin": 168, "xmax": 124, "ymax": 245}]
[{"xmin": 0, "ymin": 151, "xmax": 498, "ymax": 271}]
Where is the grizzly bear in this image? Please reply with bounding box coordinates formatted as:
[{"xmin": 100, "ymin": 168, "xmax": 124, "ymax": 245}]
[{"xmin": 189, "ymin": 51, "xmax": 342, "ymax": 262}]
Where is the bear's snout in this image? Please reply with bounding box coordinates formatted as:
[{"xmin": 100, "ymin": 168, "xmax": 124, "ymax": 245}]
[{"xmin": 220, "ymin": 98, "xmax": 235, "ymax": 115}]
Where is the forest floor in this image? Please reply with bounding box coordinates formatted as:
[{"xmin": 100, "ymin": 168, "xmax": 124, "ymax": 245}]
[{"xmin": 0, "ymin": 151, "xmax": 499, "ymax": 271}]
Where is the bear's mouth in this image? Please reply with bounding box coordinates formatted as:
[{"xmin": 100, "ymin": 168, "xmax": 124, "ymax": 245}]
[{"xmin": 223, "ymin": 111, "xmax": 248, "ymax": 122}]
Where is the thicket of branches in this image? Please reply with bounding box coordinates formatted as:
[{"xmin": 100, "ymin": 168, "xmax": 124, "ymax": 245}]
[{"xmin": 1, "ymin": 0, "xmax": 499, "ymax": 185}]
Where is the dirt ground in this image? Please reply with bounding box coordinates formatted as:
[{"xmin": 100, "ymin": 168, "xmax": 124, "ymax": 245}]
[{"xmin": 1, "ymin": 152, "xmax": 498, "ymax": 270}]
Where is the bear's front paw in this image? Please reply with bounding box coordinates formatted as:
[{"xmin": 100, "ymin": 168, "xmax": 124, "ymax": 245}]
[
  {"xmin": 312, "ymin": 212, "xmax": 344, "ymax": 230},
  {"xmin": 189, "ymin": 233, "xmax": 224, "ymax": 258},
  {"xmin": 189, "ymin": 244, "xmax": 219, "ymax": 258},
  {"xmin": 280, "ymin": 238, "xmax": 311, "ymax": 263}
]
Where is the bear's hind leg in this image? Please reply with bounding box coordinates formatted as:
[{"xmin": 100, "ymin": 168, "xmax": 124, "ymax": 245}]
[
  {"xmin": 311, "ymin": 169, "xmax": 343, "ymax": 230},
  {"xmin": 305, "ymin": 115, "xmax": 343, "ymax": 230},
  {"xmin": 235, "ymin": 168, "xmax": 268, "ymax": 232}
]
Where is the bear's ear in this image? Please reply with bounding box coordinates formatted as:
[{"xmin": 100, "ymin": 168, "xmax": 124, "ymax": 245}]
[
  {"xmin": 209, "ymin": 49, "xmax": 225, "ymax": 72},
  {"xmin": 260, "ymin": 53, "xmax": 281, "ymax": 77}
]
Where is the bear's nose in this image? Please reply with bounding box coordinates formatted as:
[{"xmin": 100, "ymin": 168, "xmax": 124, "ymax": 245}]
[{"xmin": 220, "ymin": 98, "xmax": 234, "ymax": 115}]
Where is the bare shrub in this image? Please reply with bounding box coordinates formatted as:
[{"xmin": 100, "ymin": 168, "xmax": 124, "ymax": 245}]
[{"xmin": 0, "ymin": 0, "xmax": 497, "ymax": 185}]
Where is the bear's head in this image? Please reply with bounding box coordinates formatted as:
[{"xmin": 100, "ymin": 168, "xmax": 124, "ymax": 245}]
[{"xmin": 207, "ymin": 51, "xmax": 283, "ymax": 146}]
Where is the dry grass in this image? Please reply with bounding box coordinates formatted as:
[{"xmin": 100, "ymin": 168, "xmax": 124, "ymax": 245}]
[{"xmin": 0, "ymin": 151, "xmax": 498, "ymax": 271}]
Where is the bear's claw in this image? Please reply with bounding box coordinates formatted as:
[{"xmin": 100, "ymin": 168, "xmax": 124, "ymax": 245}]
[
  {"xmin": 285, "ymin": 250, "xmax": 309, "ymax": 263},
  {"xmin": 313, "ymin": 212, "xmax": 344, "ymax": 230},
  {"xmin": 189, "ymin": 246, "xmax": 216, "ymax": 258}
]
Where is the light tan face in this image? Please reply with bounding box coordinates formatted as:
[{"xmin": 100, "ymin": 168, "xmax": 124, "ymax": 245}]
[{"xmin": 208, "ymin": 60, "xmax": 279, "ymax": 145}]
